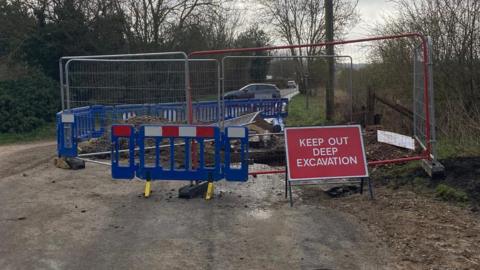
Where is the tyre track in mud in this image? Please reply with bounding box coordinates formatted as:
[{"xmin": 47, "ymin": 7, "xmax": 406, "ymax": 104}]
[{"xmin": 0, "ymin": 141, "xmax": 56, "ymax": 179}]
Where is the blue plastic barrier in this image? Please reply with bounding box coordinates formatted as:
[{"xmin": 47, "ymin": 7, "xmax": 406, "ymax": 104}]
[
  {"xmin": 111, "ymin": 125, "xmax": 136, "ymax": 179},
  {"xmin": 56, "ymin": 112, "xmax": 77, "ymax": 157},
  {"xmin": 223, "ymin": 127, "xmax": 249, "ymax": 181},
  {"xmin": 110, "ymin": 124, "xmax": 249, "ymax": 182},
  {"xmin": 151, "ymin": 103, "xmax": 186, "ymax": 122},
  {"xmin": 90, "ymin": 105, "xmax": 107, "ymax": 138},
  {"xmin": 57, "ymin": 98, "xmax": 287, "ymax": 157},
  {"xmin": 224, "ymin": 98, "xmax": 288, "ymax": 119},
  {"xmin": 193, "ymin": 102, "xmax": 219, "ymax": 123},
  {"xmin": 136, "ymin": 125, "xmax": 223, "ymax": 181}
]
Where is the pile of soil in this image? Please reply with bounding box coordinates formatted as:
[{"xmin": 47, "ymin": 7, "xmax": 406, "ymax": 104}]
[
  {"xmin": 78, "ymin": 116, "xmax": 171, "ymax": 155},
  {"xmin": 78, "ymin": 133, "xmax": 113, "ymax": 155},
  {"xmin": 250, "ymin": 125, "xmax": 420, "ymax": 166},
  {"xmin": 79, "ymin": 117, "xmax": 419, "ymax": 167},
  {"xmin": 124, "ymin": 115, "xmax": 171, "ymax": 126}
]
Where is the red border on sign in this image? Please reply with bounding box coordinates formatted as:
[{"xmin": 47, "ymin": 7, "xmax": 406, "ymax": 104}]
[{"xmin": 284, "ymin": 125, "xmax": 369, "ymax": 181}]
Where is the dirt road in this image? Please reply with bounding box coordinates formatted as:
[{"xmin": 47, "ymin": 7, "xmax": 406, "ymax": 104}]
[{"xmin": 0, "ymin": 141, "xmax": 391, "ymax": 270}]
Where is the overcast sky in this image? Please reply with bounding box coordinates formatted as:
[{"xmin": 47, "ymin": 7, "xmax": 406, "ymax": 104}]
[
  {"xmin": 349, "ymin": 0, "xmax": 396, "ymax": 39},
  {"xmin": 237, "ymin": 0, "xmax": 398, "ymax": 62},
  {"xmin": 343, "ymin": 0, "xmax": 397, "ymax": 61}
]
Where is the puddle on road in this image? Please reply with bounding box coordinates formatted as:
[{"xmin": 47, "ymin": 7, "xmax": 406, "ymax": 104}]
[{"xmin": 248, "ymin": 208, "xmax": 272, "ymax": 220}]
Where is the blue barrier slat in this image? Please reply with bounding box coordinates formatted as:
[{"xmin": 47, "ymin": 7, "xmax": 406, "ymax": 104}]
[
  {"xmin": 57, "ymin": 98, "xmax": 288, "ymax": 158},
  {"xmin": 57, "ymin": 115, "xmax": 77, "ymax": 157},
  {"xmin": 111, "ymin": 125, "xmax": 136, "ymax": 179},
  {"xmin": 135, "ymin": 125, "xmax": 223, "ymax": 181},
  {"xmin": 223, "ymin": 126, "xmax": 249, "ymax": 182},
  {"xmin": 91, "ymin": 105, "xmax": 106, "ymax": 138},
  {"xmin": 199, "ymin": 139, "xmax": 205, "ymax": 168}
]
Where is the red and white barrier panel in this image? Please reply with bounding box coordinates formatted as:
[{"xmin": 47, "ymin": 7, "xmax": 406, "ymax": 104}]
[
  {"xmin": 112, "ymin": 125, "xmax": 133, "ymax": 137},
  {"xmin": 144, "ymin": 126, "xmax": 216, "ymax": 138}
]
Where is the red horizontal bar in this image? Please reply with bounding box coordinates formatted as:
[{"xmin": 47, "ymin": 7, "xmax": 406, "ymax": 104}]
[
  {"xmin": 112, "ymin": 125, "xmax": 132, "ymax": 137},
  {"xmin": 248, "ymin": 155, "xmax": 429, "ymax": 176},
  {"xmin": 190, "ymin": 33, "xmax": 425, "ymax": 57},
  {"xmin": 162, "ymin": 126, "xmax": 179, "ymax": 137},
  {"xmin": 367, "ymin": 155, "xmax": 428, "ymax": 166},
  {"xmin": 196, "ymin": 126, "xmax": 215, "ymax": 138}
]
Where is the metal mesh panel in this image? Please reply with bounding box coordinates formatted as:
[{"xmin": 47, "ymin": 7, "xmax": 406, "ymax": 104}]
[
  {"xmin": 413, "ymin": 38, "xmax": 436, "ymax": 158},
  {"xmin": 189, "ymin": 59, "xmax": 221, "ymax": 124},
  {"xmin": 189, "ymin": 59, "xmax": 220, "ymax": 102},
  {"xmin": 413, "ymin": 45, "xmax": 426, "ymax": 149},
  {"xmin": 58, "ymin": 54, "xmax": 226, "ymax": 157},
  {"xmin": 222, "ymin": 54, "xmax": 353, "ymax": 126},
  {"xmin": 219, "ymin": 53, "xmax": 353, "ymax": 170},
  {"xmin": 66, "ymin": 59, "xmax": 187, "ymax": 108}
]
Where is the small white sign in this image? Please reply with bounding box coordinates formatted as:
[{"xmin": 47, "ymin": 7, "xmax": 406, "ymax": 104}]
[
  {"xmin": 61, "ymin": 114, "xmax": 74, "ymax": 123},
  {"xmin": 377, "ymin": 130, "xmax": 415, "ymax": 150}
]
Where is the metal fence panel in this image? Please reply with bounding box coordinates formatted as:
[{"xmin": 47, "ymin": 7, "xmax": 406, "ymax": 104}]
[
  {"xmin": 222, "ymin": 55, "xmax": 353, "ymax": 126},
  {"xmin": 413, "ymin": 38, "xmax": 436, "ymax": 160},
  {"xmin": 66, "ymin": 58, "xmax": 188, "ymax": 109}
]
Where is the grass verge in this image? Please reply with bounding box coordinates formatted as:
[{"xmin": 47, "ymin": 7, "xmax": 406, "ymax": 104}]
[
  {"xmin": 0, "ymin": 123, "xmax": 56, "ymax": 145},
  {"xmin": 437, "ymin": 137, "xmax": 480, "ymax": 159},
  {"xmin": 285, "ymin": 94, "xmax": 325, "ymax": 126}
]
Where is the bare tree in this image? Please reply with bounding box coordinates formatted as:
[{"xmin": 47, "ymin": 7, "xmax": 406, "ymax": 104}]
[
  {"xmin": 372, "ymin": 0, "xmax": 480, "ymax": 142},
  {"xmin": 256, "ymin": 0, "xmax": 358, "ymax": 96},
  {"xmin": 259, "ymin": 0, "xmax": 358, "ymax": 56},
  {"xmin": 116, "ymin": 0, "xmax": 218, "ymax": 49}
]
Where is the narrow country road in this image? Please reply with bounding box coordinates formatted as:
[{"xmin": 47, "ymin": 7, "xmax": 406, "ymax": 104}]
[{"xmin": 0, "ymin": 141, "xmax": 393, "ymax": 269}]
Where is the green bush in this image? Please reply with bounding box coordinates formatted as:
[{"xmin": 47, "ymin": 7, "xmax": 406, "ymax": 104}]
[
  {"xmin": 0, "ymin": 72, "xmax": 59, "ymax": 133},
  {"xmin": 435, "ymin": 184, "xmax": 469, "ymax": 203}
]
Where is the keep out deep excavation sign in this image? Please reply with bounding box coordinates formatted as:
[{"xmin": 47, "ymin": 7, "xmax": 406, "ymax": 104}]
[{"xmin": 285, "ymin": 125, "xmax": 368, "ymax": 181}]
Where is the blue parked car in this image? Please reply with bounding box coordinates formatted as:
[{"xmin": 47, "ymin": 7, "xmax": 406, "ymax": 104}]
[{"xmin": 224, "ymin": 83, "xmax": 281, "ymax": 99}]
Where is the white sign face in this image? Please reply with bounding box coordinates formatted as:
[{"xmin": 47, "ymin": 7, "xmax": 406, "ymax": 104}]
[{"xmin": 377, "ymin": 130, "xmax": 415, "ymax": 150}]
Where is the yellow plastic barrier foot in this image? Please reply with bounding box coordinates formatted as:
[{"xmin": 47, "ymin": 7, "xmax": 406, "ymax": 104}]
[
  {"xmin": 144, "ymin": 180, "xmax": 151, "ymax": 198},
  {"xmin": 205, "ymin": 182, "xmax": 214, "ymax": 200}
]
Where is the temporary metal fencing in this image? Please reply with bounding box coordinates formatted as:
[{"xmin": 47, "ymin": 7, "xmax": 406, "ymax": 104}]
[
  {"xmin": 59, "ymin": 52, "xmax": 190, "ymax": 110},
  {"xmin": 221, "ymin": 55, "xmax": 353, "ymax": 122},
  {"xmin": 413, "ymin": 37, "xmax": 437, "ymax": 161},
  {"xmin": 57, "ymin": 53, "xmax": 226, "ymax": 158},
  {"xmin": 56, "ymin": 33, "xmax": 437, "ymax": 184},
  {"xmin": 190, "ymin": 33, "xmax": 435, "ymax": 173}
]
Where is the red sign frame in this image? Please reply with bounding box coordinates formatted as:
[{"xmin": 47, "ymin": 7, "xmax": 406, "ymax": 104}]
[{"xmin": 284, "ymin": 125, "xmax": 369, "ymax": 181}]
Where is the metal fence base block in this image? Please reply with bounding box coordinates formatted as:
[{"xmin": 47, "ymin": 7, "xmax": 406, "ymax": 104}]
[
  {"xmin": 67, "ymin": 158, "xmax": 86, "ymax": 170},
  {"xmin": 178, "ymin": 182, "xmax": 209, "ymax": 199},
  {"xmin": 421, "ymin": 159, "xmax": 445, "ymax": 179}
]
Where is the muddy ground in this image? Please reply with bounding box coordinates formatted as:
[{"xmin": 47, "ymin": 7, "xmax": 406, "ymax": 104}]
[{"xmin": 0, "ymin": 141, "xmax": 479, "ymax": 269}]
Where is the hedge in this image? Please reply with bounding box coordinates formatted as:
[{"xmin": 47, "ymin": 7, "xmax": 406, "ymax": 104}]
[{"xmin": 0, "ymin": 72, "xmax": 59, "ymax": 133}]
